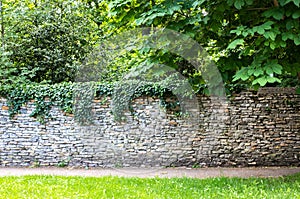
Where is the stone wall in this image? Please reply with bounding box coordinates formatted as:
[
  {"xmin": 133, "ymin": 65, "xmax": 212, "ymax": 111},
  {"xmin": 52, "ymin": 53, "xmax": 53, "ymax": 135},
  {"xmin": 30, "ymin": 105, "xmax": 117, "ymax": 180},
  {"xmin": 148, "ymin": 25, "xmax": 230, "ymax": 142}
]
[{"xmin": 0, "ymin": 88, "xmax": 299, "ymax": 167}]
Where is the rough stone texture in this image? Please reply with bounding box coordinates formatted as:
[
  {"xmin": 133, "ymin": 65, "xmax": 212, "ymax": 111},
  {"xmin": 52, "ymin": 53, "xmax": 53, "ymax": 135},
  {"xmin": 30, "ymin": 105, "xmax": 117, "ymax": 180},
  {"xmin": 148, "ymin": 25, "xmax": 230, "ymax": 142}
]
[{"xmin": 0, "ymin": 88, "xmax": 299, "ymax": 167}]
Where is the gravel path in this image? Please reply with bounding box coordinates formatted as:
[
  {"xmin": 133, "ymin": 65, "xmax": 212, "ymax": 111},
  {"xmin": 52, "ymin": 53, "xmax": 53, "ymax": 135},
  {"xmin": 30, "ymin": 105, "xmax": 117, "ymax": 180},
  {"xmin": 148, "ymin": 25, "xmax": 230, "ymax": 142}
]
[{"xmin": 0, "ymin": 167, "xmax": 299, "ymax": 178}]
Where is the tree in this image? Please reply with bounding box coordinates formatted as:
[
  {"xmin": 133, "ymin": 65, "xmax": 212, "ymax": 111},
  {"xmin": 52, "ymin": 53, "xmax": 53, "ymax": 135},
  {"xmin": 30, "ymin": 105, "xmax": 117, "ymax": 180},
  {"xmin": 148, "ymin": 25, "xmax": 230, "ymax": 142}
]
[
  {"xmin": 2, "ymin": 0, "xmax": 98, "ymax": 83},
  {"xmin": 0, "ymin": 0, "xmax": 4, "ymax": 48},
  {"xmin": 97, "ymin": 0, "xmax": 300, "ymax": 91}
]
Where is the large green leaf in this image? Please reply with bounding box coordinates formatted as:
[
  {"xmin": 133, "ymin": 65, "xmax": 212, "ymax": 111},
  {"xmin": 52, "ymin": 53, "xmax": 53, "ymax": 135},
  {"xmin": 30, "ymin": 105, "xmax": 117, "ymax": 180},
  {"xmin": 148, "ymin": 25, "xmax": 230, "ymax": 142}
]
[
  {"xmin": 271, "ymin": 64, "xmax": 283, "ymax": 75},
  {"xmin": 265, "ymin": 66, "xmax": 273, "ymax": 75},
  {"xmin": 263, "ymin": 8, "xmax": 284, "ymax": 20},
  {"xmin": 293, "ymin": 0, "xmax": 300, "ymax": 7},
  {"xmin": 294, "ymin": 36, "xmax": 300, "ymax": 45},
  {"xmin": 227, "ymin": 39, "xmax": 244, "ymax": 49},
  {"xmin": 253, "ymin": 77, "xmax": 267, "ymax": 86},
  {"xmin": 253, "ymin": 69, "xmax": 264, "ymax": 77},
  {"xmin": 233, "ymin": 68, "xmax": 249, "ymax": 81},
  {"xmin": 267, "ymin": 76, "xmax": 281, "ymax": 83},
  {"xmin": 234, "ymin": 0, "xmax": 245, "ymax": 9},
  {"xmin": 292, "ymin": 10, "xmax": 300, "ymax": 18}
]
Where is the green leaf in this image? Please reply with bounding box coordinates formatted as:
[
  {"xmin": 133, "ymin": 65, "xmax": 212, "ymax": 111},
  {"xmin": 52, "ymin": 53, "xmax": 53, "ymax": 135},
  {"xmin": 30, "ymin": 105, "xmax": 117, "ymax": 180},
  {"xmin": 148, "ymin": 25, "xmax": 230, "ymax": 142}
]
[
  {"xmin": 270, "ymin": 42, "xmax": 276, "ymax": 50},
  {"xmin": 192, "ymin": 1, "xmax": 206, "ymax": 8},
  {"xmin": 234, "ymin": 1, "xmax": 245, "ymax": 9},
  {"xmin": 227, "ymin": 0, "xmax": 235, "ymax": 6},
  {"xmin": 292, "ymin": 10, "xmax": 300, "ymax": 18},
  {"xmin": 294, "ymin": 36, "xmax": 300, "ymax": 45},
  {"xmin": 282, "ymin": 32, "xmax": 294, "ymax": 41},
  {"xmin": 261, "ymin": 21, "xmax": 274, "ymax": 30},
  {"xmin": 257, "ymin": 27, "xmax": 265, "ymax": 34},
  {"xmin": 286, "ymin": 20, "xmax": 299, "ymax": 30},
  {"xmin": 247, "ymin": 68, "xmax": 255, "ymax": 75},
  {"xmin": 230, "ymin": 29, "xmax": 240, "ymax": 35},
  {"xmin": 265, "ymin": 66, "xmax": 273, "ymax": 75},
  {"xmin": 247, "ymin": 29, "xmax": 255, "ymax": 36},
  {"xmin": 264, "ymin": 41, "xmax": 270, "ymax": 46},
  {"xmin": 271, "ymin": 64, "xmax": 283, "ymax": 74},
  {"xmin": 241, "ymin": 74, "xmax": 249, "ymax": 81},
  {"xmin": 233, "ymin": 68, "xmax": 249, "ymax": 81},
  {"xmin": 296, "ymin": 87, "xmax": 300, "ymax": 94},
  {"xmin": 242, "ymin": 31, "xmax": 249, "ymax": 37},
  {"xmin": 245, "ymin": 0, "xmax": 254, "ymax": 5},
  {"xmin": 279, "ymin": 0, "xmax": 293, "ymax": 6},
  {"xmin": 263, "ymin": 8, "xmax": 284, "ymax": 20},
  {"xmin": 254, "ymin": 69, "xmax": 264, "ymax": 77},
  {"xmin": 167, "ymin": 4, "xmax": 182, "ymax": 15},
  {"xmin": 269, "ymin": 32, "xmax": 277, "ymax": 40},
  {"xmin": 267, "ymin": 76, "xmax": 281, "ymax": 83},
  {"xmin": 227, "ymin": 39, "xmax": 244, "ymax": 49},
  {"xmin": 273, "ymin": 9, "xmax": 285, "ymax": 20},
  {"xmin": 280, "ymin": 40, "xmax": 287, "ymax": 47},
  {"xmin": 293, "ymin": 0, "xmax": 300, "ymax": 7},
  {"xmin": 135, "ymin": 18, "xmax": 144, "ymax": 25},
  {"xmin": 256, "ymin": 77, "xmax": 268, "ymax": 86}
]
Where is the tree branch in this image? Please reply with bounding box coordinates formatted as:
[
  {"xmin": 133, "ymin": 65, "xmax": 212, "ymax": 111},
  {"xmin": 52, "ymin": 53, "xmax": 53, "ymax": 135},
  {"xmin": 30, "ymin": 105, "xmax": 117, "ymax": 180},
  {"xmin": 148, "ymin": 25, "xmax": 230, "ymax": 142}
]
[{"xmin": 246, "ymin": 7, "xmax": 270, "ymax": 11}]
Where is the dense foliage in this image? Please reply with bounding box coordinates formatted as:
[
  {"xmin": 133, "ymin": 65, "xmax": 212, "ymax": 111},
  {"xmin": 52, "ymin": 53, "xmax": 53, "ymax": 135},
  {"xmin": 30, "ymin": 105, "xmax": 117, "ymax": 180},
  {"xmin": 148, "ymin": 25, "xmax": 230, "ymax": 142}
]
[
  {"xmin": 1, "ymin": 0, "xmax": 98, "ymax": 84},
  {"xmin": 0, "ymin": 81, "xmax": 173, "ymax": 122},
  {"xmin": 1, "ymin": 0, "xmax": 299, "ymax": 87},
  {"xmin": 101, "ymin": 0, "xmax": 300, "ymax": 90},
  {"xmin": 0, "ymin": 0, "xmax": 299, "ymax": 120}
]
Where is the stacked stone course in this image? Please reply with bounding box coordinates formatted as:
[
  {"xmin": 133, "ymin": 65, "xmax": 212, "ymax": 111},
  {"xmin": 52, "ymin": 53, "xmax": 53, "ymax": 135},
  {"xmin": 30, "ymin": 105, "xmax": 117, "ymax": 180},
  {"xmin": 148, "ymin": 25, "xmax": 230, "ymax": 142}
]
[{"xmin": 0, "ymin": 88, "xmax": 299, "ymax": 167}]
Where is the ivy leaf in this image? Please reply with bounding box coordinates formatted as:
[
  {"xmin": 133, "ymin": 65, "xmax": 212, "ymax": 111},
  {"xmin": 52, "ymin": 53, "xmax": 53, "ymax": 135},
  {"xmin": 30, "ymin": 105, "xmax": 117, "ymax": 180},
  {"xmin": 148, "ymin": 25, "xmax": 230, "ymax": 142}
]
[
  {"xmin": 264, "ymin": 40, "xmax": 270, "ymax": 46},
  {"xmin": 282, "ymin": 32, "xmax": 294, "ymax": 41},
  {"xmin": 261, "ymin": 21, "xmax": 274, "ymax": 30},
  {"xmin": 227, "ymin": 38, "xmax": 244, "ymax": 49},
  {"xmin": 292, "ymin": 10, "xmax": 300, "ymax": 18},
  {"xmin": 270, "ymin": 42, "xmax": 276, "ymax": 50},
  {"xmin": 286, "ymin": 20, "xmax": 299, "ymax": 30},
  {"xmin": 257, "ymin": 26, "xmax": 265, "ymax": 34},
  {"xmin": 269, "ymin": 32, "xmax": 276, "ymax": 40},
  {"xmin": 280, "ymin": 40, "xmax": 287, "ymax": 47},
  {"xmin": 263, "ymin": 8, "xmax": 284, "ymax": 20},
  {"xmin": 293, "ymin": 0, "xmax": 300, "ymax": 7},
  {"xmin": 294, "ymin": 36, "xmax": 300, "ymax": 45}
]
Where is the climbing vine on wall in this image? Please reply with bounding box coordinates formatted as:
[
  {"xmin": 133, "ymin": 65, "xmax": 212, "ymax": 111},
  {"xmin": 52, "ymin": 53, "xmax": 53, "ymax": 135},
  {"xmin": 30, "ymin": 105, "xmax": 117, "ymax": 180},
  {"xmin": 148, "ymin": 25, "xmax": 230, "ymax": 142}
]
[
  {"xmin": 0, "ymin": 83, "xmax": 75, "ymax": 122},
  {"xmin": 0, "ymin": 82, "xmax": 181, "ymax": 123}
]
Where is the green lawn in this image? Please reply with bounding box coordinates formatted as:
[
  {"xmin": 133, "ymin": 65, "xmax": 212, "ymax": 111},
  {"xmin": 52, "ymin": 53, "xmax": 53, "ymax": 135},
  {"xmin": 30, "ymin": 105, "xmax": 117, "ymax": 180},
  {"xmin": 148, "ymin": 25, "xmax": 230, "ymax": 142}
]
[{"xmin": 0, "ymin": 174, "xmax": 299, "ymax": 199}]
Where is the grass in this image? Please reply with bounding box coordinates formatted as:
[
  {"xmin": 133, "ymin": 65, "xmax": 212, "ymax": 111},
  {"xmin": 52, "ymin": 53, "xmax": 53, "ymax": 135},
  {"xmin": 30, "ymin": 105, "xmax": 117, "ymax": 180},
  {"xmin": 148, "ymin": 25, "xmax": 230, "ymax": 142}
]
[{"xmin": 0, "ymin": 173, "xmax": 299, "ymax": 199}]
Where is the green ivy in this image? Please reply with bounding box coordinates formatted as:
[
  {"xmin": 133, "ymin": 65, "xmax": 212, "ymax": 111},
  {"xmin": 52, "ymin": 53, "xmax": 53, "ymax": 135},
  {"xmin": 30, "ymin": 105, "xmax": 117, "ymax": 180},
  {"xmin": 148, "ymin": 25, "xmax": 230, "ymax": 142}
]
[
  {"xmin": 0, "ymin": 83, "xmax": 75, "ymax": 122},
  {"xmin": 0, "ymin": 81, "xmax": 181, "ymax": 123}
]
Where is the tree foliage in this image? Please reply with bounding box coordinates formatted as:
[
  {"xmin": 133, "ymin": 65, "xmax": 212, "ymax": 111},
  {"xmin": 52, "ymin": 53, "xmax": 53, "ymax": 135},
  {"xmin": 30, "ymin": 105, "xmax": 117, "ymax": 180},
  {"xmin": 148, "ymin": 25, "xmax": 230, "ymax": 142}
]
[
  {"xmin": 100, "ymin": 0, "xmax": 300, "ymax": 91},
  {"xmin": 1, "ymin": 0, "xmax": 98, "ymax": 84},
  {"xmin": 1, "ymin": 0, "xmax": 300, "ymax": 122},
  {"xmin": 0, "ymin": 0, "xmax": 299, "ymax": 91}
]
